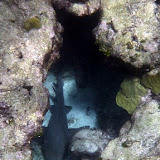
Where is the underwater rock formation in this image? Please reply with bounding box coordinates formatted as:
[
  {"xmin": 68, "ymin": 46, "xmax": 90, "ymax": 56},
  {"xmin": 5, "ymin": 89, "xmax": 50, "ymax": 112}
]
[
  {"xmin": 70, "ymin": 129, "xmax": 110, "ymax": 159},
  {"xmin": 94, "ymin": 0, "xmax": 160, "ymax": 68},
  {"xmin": 0, "ymin": 0, "xmax": 159, "ymax": 159},
  {"xmin": 52, "ymin": 0, "xmax": 101, "ymax": 16},
  {"xmin": 101, "ymin": 98, "xmax": 160, "ymax": 160},
  {"xmin": 0, "ymin": 0, "xmax": 62, "ymax": 159},
  {"xmin": 52, "ymin": 0, "xmax": 159, "ymax": 68}
]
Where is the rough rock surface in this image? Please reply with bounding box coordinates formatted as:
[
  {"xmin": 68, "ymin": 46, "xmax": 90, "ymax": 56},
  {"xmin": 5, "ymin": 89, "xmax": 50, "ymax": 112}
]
[
  {"xmin": 52, "ymin": 0, "xmax": 159, "ymax": 68},
  {"xmin": 94, "ymin": 0, "xmax": 160, "ymax": 68},
  {"xmin": 0, "ymin": 0, "xmax": 62, "ymax": 159},
  {"xmin": 101, "ymin": 98, "xmax": 160, "ymax": 160},
  {"xmin": 70, "ymin": 129, "xmax": 110, "ymax": 159},
  {"xmin": 52, "ymin": 0, "xmax": 101, "ymax": 16}
]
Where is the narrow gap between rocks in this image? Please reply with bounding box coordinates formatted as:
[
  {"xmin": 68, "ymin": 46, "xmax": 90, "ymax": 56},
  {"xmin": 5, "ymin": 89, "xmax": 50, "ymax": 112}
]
[
  {"xmin": 155, "ymin": 0, "xmax": 160, "ymax": 4},
  {"xmin": 31, "ymin": 9, "xmax": 131, "ymax": 160}
]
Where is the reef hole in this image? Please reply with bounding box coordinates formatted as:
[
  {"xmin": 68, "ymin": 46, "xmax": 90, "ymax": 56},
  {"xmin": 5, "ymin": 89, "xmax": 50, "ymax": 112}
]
[
  {"xmin": 47, "ymin": 8, "xmax": 130, "ymax": 137},
  {"xmin": 32, "ymin": 9, "xmax": 131, "ymax": 160}
]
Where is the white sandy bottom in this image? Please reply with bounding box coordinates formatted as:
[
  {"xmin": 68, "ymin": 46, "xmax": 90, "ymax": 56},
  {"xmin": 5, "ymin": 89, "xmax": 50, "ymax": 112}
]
[{"xmin": 43, "ymin": 70, "xmax": 99, "ymax": 129}]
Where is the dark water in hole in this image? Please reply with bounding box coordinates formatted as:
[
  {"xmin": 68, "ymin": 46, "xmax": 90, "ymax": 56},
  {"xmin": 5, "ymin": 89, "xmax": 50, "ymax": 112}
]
[{"xmin": 52, "ymin": 9, "xmax": 130, "ymax": 135}]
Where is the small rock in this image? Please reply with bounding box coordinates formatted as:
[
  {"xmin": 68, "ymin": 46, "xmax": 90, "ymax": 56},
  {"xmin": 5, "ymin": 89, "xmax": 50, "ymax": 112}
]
[{"xmin": 70, "ymin": 129, "xmax": 110, "ymax": 159}]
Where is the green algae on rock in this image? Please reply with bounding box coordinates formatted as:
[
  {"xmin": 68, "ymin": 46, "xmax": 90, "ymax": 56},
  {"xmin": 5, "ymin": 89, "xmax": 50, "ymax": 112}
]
[
  {"xmin": 116, "ymin": 78, "xmax": 148, "ymax": 114},
  {"xmin": 24, "ymin": 17, "xmax": 41, "ymax": 32},
  {"xmin": 141, "ymin": 71, "xmax": 160, "ymax": 95},
  {"xmin": 116, "ymin": 91, "xmax": 140, "ymax": 114},
  {"xmin": 96, "ymin": 40, "xmax": 112, "ymax": 57}
]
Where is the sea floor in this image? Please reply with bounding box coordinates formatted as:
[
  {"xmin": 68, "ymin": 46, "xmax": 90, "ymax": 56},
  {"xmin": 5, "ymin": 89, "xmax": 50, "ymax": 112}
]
[{"xmin": 43, "ymin": 69, "xmax": 99, "ymax": 129}]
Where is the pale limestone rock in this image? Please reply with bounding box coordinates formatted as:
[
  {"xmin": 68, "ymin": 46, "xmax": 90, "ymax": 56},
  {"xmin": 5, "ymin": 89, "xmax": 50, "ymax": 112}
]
[
  {"xmin": 70, "ymin": 129, "xmax": 110, "ymax": 159},
  {"xmin": 0, "ymin": 0, "xmax": 62, "ymax": 159},
  {"xmin": 101, "ymin": 99, "xmax": 160, "ymax": 160},
  {"xmin": 52, "ymin": 0, "xmax": 101, "ymax": 16},
  {"xmin": 94, "ymin": 0, "xmax": 160, "ymax": 68},
  {"xmin": 52, "ymin": 0, "xmax": 159, "ymax": 68}
]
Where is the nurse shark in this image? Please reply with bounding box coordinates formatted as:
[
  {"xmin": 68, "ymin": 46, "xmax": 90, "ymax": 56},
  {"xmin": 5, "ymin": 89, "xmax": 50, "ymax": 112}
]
[
  {"xmin": 42, "ymin": 77, "xmax": 69, "ymax": 160},
  {"xmin": 41, "ymin": 76, "xmax": 90, "ymax": 160}
]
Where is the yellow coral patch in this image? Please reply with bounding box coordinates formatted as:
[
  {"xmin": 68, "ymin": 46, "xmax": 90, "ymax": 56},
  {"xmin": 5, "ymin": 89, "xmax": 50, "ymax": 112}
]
[
  {"xmin": 24, "ymin": 17, "xmax": 41, "ymax": 32},
  {"xmin": 141, "ymin": 71, "xmax": 160, "ymax": 95},
  {"xmin": 116, "ymin": 78, "xmax": 148, "ymax": 114}
]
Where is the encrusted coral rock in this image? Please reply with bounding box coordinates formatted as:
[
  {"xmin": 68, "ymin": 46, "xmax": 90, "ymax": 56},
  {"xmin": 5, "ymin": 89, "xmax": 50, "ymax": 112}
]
[
  {"xmin": 94, "ymin": 0, "xmax": 160, "ymax": 68},
  {"xmin": 116, "ymin": 78, "xmax": 148, "ymax": 114},
  {"xmin": 0, "ymin": 0, "xmax": 62, "ymax": 159},
  {"xmin": 101, "ymin": 99, "xmax": 160, "ymax": 160},
  {"xmin": 52, "ymin": 0, "xmax": 101, "ymax": 16},
  {"xmin": 52, "ymin": 0, "xmax": 159, "ymax": 68},
  {"xmin": 70, "ymin": 129, "xmax": 110, "ymax": 159}
]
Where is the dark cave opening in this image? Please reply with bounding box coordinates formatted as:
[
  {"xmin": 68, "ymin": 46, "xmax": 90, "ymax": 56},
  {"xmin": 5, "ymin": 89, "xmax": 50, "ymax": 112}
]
[
  {"xmin": 155, "ymin": 0, "xmax": 160, "ymax": 4},
  {"xmin": 52, "ymin": 8, "xmax": 130, "ymax": 136},
  {"xmin": 32, "ymin": 9, "xmax": 131, "ymax": 160}
]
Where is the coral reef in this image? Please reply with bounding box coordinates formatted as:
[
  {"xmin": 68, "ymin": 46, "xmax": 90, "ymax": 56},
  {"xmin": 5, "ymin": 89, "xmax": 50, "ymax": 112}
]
[
  {"xmin": 94, "ymin": 0, "xmax": 160, "ymax": 68},
  {"xmin": 0, "ymin": 0, "xmax": 159, "ymax": 159},
  {"xmin": 101, "ymin": 99, "xmax": 160, "ymax": 160},
  {"xmin": 116, "ymin": 78, "xmax": 148, "ymax": 114},
  {"xmin": 52, "ymin": 0, "xmax": 159, "ymax": 68},
  {"xmin": 141, "ymin": 69, "xmax": 160, "ymax": 95},
  {"xmin": 0, "ymin": 0, "xmax": 62, "ymax": 159}
]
